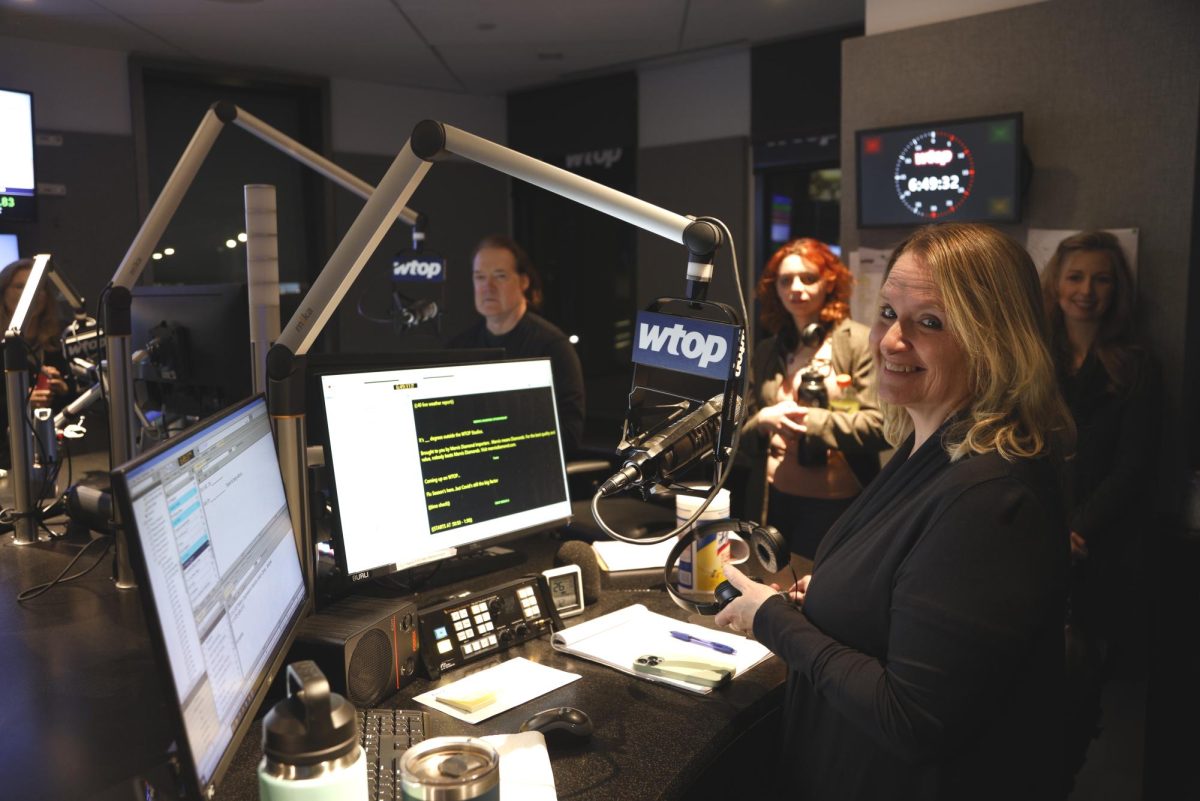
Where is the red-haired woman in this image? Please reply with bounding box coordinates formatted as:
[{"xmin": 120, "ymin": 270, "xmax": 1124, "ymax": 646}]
[{"xmin": 743, "ymin": 239, "xmax": 888, "ymax": 565}]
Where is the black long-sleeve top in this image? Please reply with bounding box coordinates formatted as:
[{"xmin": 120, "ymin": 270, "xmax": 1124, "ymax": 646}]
[
  {"xmin": 753, "ymin": 423, "xmax": 1069, "ymax": 800},
  {"xmin": 448, "ymin": 311, "xmax": 585, "ymax": 456}
]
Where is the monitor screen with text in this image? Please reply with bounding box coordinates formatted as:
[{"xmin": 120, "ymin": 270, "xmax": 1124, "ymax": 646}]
[
  {"xmin": 111, "ymin": 396, "xmax": 306, "ymax": 800},
  {"xmin": 319, "ymin": 358, "xmax": 572, "ymax": 580}
]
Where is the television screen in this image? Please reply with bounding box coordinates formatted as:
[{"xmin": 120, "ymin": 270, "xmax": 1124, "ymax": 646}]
[
  {"xmin": 0, "ymin": 87, "xmax": 36, "ymax": 223},
  {"xmin": 856, "ymin": 113, "xmax": 1022, "ymax": 228}
]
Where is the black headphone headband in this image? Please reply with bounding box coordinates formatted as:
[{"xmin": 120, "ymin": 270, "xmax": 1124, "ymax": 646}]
[{"xmin": 662, "ymin": 519, "xmax": 787, "ymax": 616}]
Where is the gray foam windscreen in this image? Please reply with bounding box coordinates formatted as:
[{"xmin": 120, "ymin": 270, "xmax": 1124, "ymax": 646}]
[{"xmin": 554, "ymin": 540, "xmax": 602, "ymax": 604}]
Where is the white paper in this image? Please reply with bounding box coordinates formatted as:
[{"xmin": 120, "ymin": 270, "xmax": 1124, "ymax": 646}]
[
  {"xmin": 848, "ymin": 246, "xmax": 893, "ymax": 325},
  {"xmin": 482, "ymin": 731, "xmax": 558, "ymax": 801},
  {"xmin": 592, "ymin": 537, "xmax": 677, "ymax": 572},
  {"xmin": 413, "ymin": 657, "xmax": 581, "ymax": 723},
  {"xmin": 551, "ymin": 602, "xmax": 773, "ymax": 695}
]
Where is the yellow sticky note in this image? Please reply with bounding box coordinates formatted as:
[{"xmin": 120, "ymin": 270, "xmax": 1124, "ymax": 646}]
[{"xmin": 435, "ymin": 688, "xmax": 496, "ymax": 713}]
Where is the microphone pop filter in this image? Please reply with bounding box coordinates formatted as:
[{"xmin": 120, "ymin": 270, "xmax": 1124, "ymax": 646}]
[{"xmin": 554, "ymin": 540, "xmax": 602, "ymax": 604}]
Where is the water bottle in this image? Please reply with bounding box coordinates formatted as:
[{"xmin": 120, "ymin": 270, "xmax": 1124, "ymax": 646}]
[
  {"xmin": 258, "ymin": 661, "xmax": 368, "ymax": 801},
  {"xmin": 795, "ymin": 369, "xmax": 829, "ymax": 466}
]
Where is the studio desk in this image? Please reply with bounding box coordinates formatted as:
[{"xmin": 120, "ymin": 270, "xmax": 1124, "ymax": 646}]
[{"xmin": 0, "ymin": 519, "xmax": 786, "ymax": 801}]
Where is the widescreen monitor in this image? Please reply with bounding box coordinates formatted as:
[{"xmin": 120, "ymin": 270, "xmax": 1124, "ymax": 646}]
[
  {"xmin": 318, "ymin": 357, "xmax": 572, "ymax": 581},
  {"xmin": 110, "ymin": 395, "xmax": 308, "ymax": 801},
  {"xmin": 856, "ymin": 112, "xmax": 1023, "ymax": 227},
  {"xmin": 0, "ymin": 87, "xmax": 36, "ymax": 222}
]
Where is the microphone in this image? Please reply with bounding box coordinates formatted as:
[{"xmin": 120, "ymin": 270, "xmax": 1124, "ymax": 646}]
[
  {"xmin": 61, "ymin": 316, "xmax": 105, "ymax": 362},
  {"xmin": 599, "ymin": 394, "xmax": 735, "ymax": 497},
  {"xmin": 394, "ymin": 295, "xmax": 438, "ymax": 329},
  {"xmin": 554, "ymin": 540, "xmax": 601, "ymax": 604}
]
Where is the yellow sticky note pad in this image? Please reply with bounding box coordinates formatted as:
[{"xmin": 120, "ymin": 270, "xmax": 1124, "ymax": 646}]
[{"xmin": 435, "ymin": 688, "xmax": 496, "ymax": 713}]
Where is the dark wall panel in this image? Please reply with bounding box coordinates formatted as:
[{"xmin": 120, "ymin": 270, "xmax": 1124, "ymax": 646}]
[{"xmin": 636, "ymin": 136, "xmax": 751, "ymax": 329}]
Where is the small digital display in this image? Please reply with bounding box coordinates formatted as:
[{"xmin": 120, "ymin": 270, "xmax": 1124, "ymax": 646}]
[
  {"xmin": 549, "ymin": 576, "xmax": 578, "ymax": 610},
  {"xmin": 856, "ymin": 113, "xmax": 1022, "ymax": 228},
  {"xmin": 434, "ymin": 626, "xmax": 448, "ymax": 640}
]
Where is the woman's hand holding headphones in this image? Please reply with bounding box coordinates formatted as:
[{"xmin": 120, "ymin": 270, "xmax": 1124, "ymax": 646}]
[{"xmin": 713, "ymin": 564, "xmax": 782, "ymax": 635}]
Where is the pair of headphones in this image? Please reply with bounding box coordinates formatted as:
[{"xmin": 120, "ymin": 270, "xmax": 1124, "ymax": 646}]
[{"xmin": 663, "ymin": 519, "xmax": 788, "ymax": 615}]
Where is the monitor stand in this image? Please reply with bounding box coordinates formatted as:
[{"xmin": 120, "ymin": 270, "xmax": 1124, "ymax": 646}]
[
  {"xmin": 355, "ymin": 546, "xmax": 527, "ymax": 599},
  {"xmin": 423, "ymin": 546, "xmax": 526, "ymax": 589}
]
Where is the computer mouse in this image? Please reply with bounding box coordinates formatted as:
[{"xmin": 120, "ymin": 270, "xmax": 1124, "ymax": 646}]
[{"xmin": 519, "ymin": 706, "xmax": 593, "ymax": 747}]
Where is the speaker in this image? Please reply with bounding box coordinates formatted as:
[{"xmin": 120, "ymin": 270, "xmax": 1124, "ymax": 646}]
[{"xmin": 287, "ymin": 595, "xmax": 419, "ymax": 707}]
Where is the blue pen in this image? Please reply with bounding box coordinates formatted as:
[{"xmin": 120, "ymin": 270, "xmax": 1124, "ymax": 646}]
[{"xmin": 670, "ymin": 630, "xmax": 737, "ymax": 655}]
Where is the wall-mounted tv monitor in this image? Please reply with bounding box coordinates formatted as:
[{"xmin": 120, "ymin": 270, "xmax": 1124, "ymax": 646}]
[
  {"xmin": 317, "ymin": 357, "xmax": 571, "ymax": 581},
  {"xmin": 856, "ymin": 112, "xmax": 1022, "ymax": 228},
  {"xmin": 0, "ymin": 87, "xmax": 36, "ymax": 223}
]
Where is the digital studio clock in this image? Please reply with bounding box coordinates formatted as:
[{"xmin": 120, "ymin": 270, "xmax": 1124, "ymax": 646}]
[{"xmin": 892, "ymin": 130, "xmax": 976, "ymax": 220}]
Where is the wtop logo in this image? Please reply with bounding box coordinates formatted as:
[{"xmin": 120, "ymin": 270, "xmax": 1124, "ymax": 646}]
[
  {"xmin": 632, "ymin": 311, "xmax": 739, "ymax": 380},
  {"xmin": 392, "ymin": 255, "xmax": 445, "ymax": 282}
]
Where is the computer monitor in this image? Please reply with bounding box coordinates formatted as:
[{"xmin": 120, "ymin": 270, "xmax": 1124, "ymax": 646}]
[
  {"xmin": 0, "ymin": 87, "xmax": 37, "ymax": 223},
  {"xmin": 317, "ymin": 357, "xmax": 572, "ymax": 582},
  {"xmin": 110, "ymin": 395, "xmax": 308, "ymax": 800},
  {"xmin": 130, "ymin": 283, "xmax": 252, "ymax": 421},
  {"xmin": 303, "ymin": 348, "xmax": 504, "ymax": 449},
  {"xmin": 0, "ymin": 232, "xmax": 18, "ymax": 266}
]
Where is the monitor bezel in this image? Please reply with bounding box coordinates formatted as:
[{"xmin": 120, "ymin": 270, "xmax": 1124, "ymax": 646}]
[
  {"xmin": 110, "ymin": 394, "xmax": 311, "ymax": 801},
  {"xmin": 854, "ymin": 111, "xmax": 1024, "ymax": 229},
  {"xmin": 0, "ymin": 85, "xmax": 38, "ymax": 224},
  {"xmin": 315, "ymin": 356, "xmax": 573, "ymax": 584}
]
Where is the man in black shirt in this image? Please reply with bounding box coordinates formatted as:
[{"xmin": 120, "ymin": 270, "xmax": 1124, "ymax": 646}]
[{"xmin": 448, "ymin": 235, "xmax": 585, "ymax": 455}]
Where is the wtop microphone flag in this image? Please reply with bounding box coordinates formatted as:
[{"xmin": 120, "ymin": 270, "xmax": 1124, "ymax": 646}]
[
  {"xmin": 632, "ymin": 310, "xmax": 741, "ymax": 381},
  {"xmin": 392, "ymin": 252, "xmax": 446, "ymax": 283}
]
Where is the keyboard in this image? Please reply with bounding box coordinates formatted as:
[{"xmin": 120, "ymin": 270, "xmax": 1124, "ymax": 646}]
[{"xmin": 358, "ymin": 708, "xmax": 429, "ymax": 801}]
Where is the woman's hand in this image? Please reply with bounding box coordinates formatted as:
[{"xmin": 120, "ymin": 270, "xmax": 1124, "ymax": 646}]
[
  {"xmin": 29, "ymin": 366, "xmax": 67, "ymax": 408},
  {"xmin": 713, "ymin": 564, "xmax": 781, "ymax": 636},
  {"xmin": 780, "ymin": 573, "xmax": 811, "ymax": 605},
  {"xmin": 756, "ymin": 400, "xmax": 809, "ymax": 439}
]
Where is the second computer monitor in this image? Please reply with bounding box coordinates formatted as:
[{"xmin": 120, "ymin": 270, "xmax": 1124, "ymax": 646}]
[{"xmin": 318, "ymin": 358, "xmax": 572, "ymax": 581}]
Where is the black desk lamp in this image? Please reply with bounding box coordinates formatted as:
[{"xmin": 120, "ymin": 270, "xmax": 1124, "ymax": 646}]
[
  {"xmin": 99, "ymin": 102, "xmax": 422, "ymax": 588},
  {"xmin": 263, "ymin": 119, "xmax": 734, "ymax": 598}
]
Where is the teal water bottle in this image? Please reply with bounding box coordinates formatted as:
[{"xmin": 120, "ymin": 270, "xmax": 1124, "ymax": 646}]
[{"xmin": 258, "ymin": 661, "xmax": 368, "ymax": 800}]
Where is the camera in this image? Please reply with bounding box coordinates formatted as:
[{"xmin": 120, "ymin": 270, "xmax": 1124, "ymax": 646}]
[{"xmin": 795, "ymin": 369, "xmax": 828, "ymax": 466}]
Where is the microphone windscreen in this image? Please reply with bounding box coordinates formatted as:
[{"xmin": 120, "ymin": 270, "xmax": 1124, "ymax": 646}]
[{"xmin": 555, "ymin": 540, "xmax": 602, "ymax": 604}]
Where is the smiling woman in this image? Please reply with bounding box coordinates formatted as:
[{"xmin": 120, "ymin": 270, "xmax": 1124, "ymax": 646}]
[
  {"xmin": 1040, "ymin": 230, "xmax": 1162, "ymax": 776},
  {"xmin": 715, "ymin": 223, "xmax": 1077, "ymax": 801}
]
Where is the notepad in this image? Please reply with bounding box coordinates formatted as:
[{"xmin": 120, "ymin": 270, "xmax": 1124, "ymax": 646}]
[{"xmin": 550, "ymin": 602, "xmax": 772, "ymax": 695}]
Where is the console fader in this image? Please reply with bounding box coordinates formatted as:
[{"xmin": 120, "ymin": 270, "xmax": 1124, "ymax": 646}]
[{"xmin": 417, "ymin": 574, "xmax": 561, "ymax": 679}]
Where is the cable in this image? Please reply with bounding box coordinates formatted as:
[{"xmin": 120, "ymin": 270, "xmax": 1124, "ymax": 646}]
[
  {"xmin": 592, "ymin": 215, "xmax": 752, "ymax": 545},
  {"xmin": 15, "ymin": 535, "xmax": 113, "ymax": 602}
]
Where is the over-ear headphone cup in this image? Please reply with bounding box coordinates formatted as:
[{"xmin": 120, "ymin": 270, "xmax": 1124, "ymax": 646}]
[{"xmin": 751, "ymin": 524, "xmax": 788, "ymax": 574}]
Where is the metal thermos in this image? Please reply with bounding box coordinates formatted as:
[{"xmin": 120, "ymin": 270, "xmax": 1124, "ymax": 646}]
[
  {"xmin": 258, "ymin": 661, "xmax": 368, "ymax": 800},
  {"xmin": 399, "ymin": 737, "xmax": 500, "ymax": 801}
]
